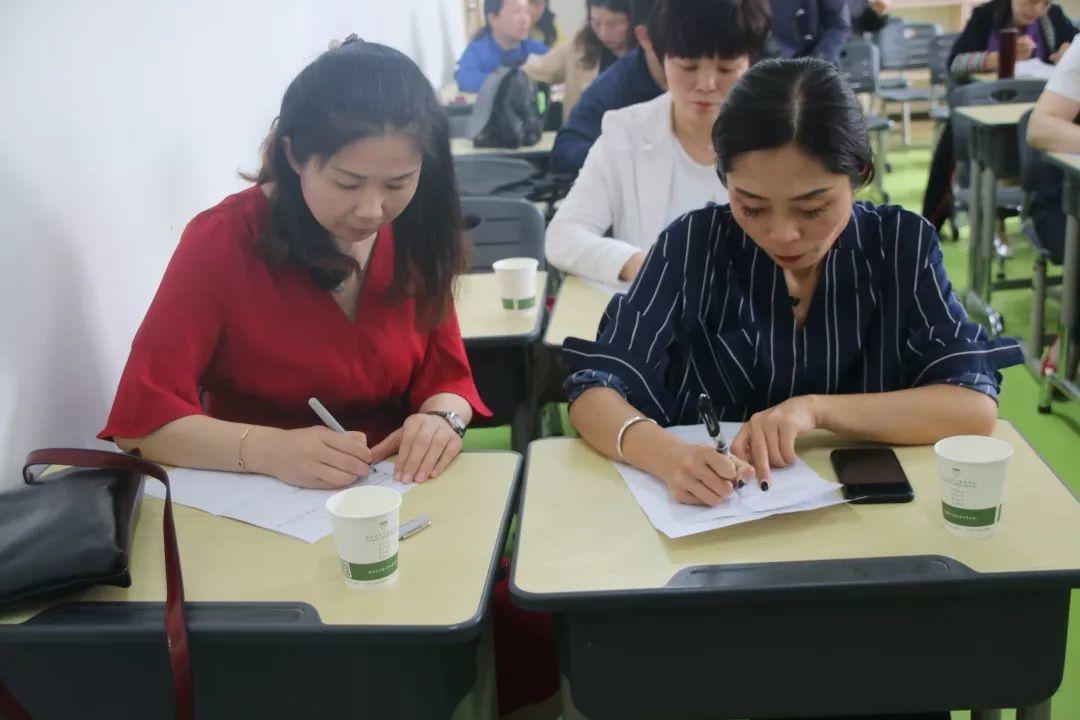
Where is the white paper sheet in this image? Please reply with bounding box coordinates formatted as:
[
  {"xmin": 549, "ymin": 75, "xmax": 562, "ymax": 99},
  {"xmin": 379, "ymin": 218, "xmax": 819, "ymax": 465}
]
[
  {"xmin": 1014, "ymin": 58, "xmax": 1056, "ymax": 80},
  {"xmin": 613, "ymin": 424, "xmax": 845, "ymax": 538},
  {"xmin": 145, "ymin": 462, "xmax": 411, "ymax": 543}
]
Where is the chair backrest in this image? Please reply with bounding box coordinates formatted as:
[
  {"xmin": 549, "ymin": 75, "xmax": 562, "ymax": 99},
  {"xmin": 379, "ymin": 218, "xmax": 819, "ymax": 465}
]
[
  {"xmin": 901, "ymin": 22, "xmax": 941, "ymax": 69},
  {"xmin": 454, "ymin": 156, "xmax": 541, "ymax": 198},
  {"xmin": 949, "ymin": 78, "xmax": 1046, "ymax": 164},
  {"xmin": 839, "ymin": 40, "xmax": 880, "ymax": 95},
  {"xmin": 875, "ymin": 17, "xmax": 908, "ymax": 70},
  {"xmin": 460, "ymin": 196, "xmax": 546, "ymax": 271},
  {"xmin": 1016, "ymin": 108, "xmax": 1042, "ymax": 196},
  {"xmin": 928, "ymin": 32, "xmax": 959, "ymax": 87}
]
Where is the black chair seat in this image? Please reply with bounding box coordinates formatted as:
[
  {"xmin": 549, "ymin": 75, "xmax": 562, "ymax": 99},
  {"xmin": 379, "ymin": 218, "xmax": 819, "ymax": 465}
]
[
  {"xmin": 866, "ymin": 115, "xmax": 892, "ymax": 132},
  {"xmin": 879, "ymin": 77, "xmax": 911, "ymax": 90},
  {"xmin": 953, "ymin": 184, "xmax": 1023, "ymax": 216},
  {"xmin": 879, "ymin": 87, "xmax": 933, "ymax": 103}
]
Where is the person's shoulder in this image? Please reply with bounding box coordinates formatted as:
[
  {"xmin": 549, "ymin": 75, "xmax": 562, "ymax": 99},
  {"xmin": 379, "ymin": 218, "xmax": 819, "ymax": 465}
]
[
  {"xmin": 657, "ymin": 204, "xmax": 737, "ymax": 259},
  {"xmin": 525, "ymin": 38, "xmax": 550, "ymax": 55},
  {"xmin": 179, "ymin": 185, "xmax": 267, "ymax": 264},
  {"xmin": 853, "ymin": 202, "xmax": 940, "ymax": 258},
  {"xmin": 599, "ymin": 92, "xmax": 669, "ymax": 134}
]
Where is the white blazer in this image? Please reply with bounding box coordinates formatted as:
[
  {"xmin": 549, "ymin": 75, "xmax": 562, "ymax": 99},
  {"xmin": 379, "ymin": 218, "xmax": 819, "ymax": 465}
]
[{"xmin": 545, "ymin": 92, "xmax": 728, "ymax": 286}]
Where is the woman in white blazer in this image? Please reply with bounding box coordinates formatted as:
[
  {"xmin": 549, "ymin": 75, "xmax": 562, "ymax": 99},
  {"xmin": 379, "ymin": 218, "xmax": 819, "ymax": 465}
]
[{"xmin": 546, "ymin": 0, "xmax": 772, "ymax": 286}]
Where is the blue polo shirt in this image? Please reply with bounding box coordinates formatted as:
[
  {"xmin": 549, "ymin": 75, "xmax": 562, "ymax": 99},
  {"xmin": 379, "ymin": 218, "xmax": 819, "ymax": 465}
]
[{"xmin": 455, "ymin": 33, "xmax": 548, "ymax": 92}]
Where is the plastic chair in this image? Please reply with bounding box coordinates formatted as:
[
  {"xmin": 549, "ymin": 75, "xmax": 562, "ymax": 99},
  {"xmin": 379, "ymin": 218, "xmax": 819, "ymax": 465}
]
[
  {"xmin": 1017, "ymin": 108, "xmax": 1064, "ymax": 359},
  {"xmin": 459, "ymin": 197, "xmax": 547, "ymax": 451},
  {"xmin": 877, "ymin": 22, "xmax": 942, "ymax": 147},
  {"xmin": 460, "ymin": 196, "xmax": 546, "ymax": 272},
  {"xmin": 839, "ymin": 40, "xmax": 894, "ymax": 202},
  {"xmin": 928, "ymin": 32, "xmax": 960, "ymax": 141}
]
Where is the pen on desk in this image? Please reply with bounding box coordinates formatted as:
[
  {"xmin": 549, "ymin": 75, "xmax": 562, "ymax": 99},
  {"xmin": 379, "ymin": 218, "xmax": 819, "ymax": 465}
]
[
  {"xmin": 696, "ymin": 394, "xmax": 765, "ymax": 491},
  {"xmin": 308, "ymin": 397, "xmax": 347, "ymax": 435},
  {"xmin": 399, "ymin": 515, "xmax": 432, "ymax": 541}
]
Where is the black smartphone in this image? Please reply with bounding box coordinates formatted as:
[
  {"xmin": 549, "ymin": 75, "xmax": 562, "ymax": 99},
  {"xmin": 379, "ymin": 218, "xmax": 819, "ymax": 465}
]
[{"xmin": 830, "ymin": 448, "xmax": 914, "ymax": 504}]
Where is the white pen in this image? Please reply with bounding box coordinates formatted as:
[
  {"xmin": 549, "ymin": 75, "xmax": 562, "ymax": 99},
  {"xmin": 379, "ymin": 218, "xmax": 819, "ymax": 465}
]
[{"xmin": 308, "ymin": 397, "xmax": 347, "ymax": 434}]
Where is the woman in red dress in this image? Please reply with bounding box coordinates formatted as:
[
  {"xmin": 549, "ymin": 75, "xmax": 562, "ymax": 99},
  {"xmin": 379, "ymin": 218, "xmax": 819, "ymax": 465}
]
[{"xmin": 100, "ymin": 38, "xmax": 489, "ymax": 489}]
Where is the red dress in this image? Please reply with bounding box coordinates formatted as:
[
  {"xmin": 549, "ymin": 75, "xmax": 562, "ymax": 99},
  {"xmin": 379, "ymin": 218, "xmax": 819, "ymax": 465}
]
[{"xmin": 99, "ymin": 186, "xmax": 489, "ymax": 443}]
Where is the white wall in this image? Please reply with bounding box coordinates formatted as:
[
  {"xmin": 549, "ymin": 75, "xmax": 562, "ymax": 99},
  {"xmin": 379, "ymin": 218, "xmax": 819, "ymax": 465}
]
[
  {"xmin": 0, "ymin": 0, "xmax": 466, "ymax": 489},
  {"xmin": 550, "ymin": 0, "xmax": 587, "ymax": 38}
]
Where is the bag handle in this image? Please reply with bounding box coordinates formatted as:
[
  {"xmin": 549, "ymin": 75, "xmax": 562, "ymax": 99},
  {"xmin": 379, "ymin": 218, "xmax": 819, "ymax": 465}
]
[{"xmin": 8, "ymin": 449, "xmax": 195, "ymax": 720}]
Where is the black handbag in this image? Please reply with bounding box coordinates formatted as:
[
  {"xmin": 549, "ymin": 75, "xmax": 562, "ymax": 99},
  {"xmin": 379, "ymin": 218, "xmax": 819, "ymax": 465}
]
[{"xmin": 0, "ymin": 449, "xmax": 193, "ymax": 719}]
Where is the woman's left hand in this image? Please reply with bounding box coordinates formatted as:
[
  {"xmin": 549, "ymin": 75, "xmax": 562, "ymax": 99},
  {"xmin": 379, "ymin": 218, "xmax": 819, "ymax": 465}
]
[
  {"xmin": 371, "ymin": 413, "xmax": 463, "ymax": 484},
  {"xmin": 731, "ymin": 396, "xmax": 820, "ymax": 484},
  {"xmin": 1051, "ymin": 41, "xmax": 1071, "ymax": 64}
]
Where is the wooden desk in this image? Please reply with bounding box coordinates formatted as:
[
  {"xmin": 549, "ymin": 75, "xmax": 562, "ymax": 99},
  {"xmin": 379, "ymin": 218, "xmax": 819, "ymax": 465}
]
[
  {"xmin": 457, "ymin": 271, "xmax": 547, "ymax": 347},
  {"xmin": 513, "ymin": 422, "xmax": 1080, "ymax": 719},
  {"xmin": 953, "ymin": 102, "xmax": 1035, "ymax": 336},
  {"xmin": 1039, "ymin": 152, "xmax": 1080, "ymax": 407},
  {"xmin": 451, "ymin": 131, "xmax": 557, "ymax": 161},
  {"xmin": 542, "ymin": 275, "xmax": 612, "ymax": 348},
  {"xmin": 0, "ymin": 452, "xmax": 521, "ymax": 719}
]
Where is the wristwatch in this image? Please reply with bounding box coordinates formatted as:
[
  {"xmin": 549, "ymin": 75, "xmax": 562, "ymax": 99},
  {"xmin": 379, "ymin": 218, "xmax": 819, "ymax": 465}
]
[{"xmin": 424, "ymin": 410, "xmax": 467, "ymax": 438}]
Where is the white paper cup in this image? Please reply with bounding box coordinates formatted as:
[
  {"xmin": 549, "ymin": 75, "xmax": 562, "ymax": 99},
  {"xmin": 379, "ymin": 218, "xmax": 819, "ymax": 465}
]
[
  {"xmin": 493, "ymin": 257, "xmax": 538, "ymax": 314},
  {"xmin": 934, "ymin": 435, "xmax": 1013, "ymax": 538},
  {"xmin": 326, "ymin": 486, "xmax": 402, "ymax": 589}
]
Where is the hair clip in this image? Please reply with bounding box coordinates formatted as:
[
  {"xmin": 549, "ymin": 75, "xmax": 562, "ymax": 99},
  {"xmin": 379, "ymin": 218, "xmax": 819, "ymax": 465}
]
[{"xmin": 328, "ymin": 33, "xmax": 363, "ymax": 51}]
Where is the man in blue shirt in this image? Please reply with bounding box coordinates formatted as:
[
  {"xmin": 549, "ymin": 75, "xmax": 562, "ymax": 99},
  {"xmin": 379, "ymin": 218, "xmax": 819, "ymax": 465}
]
[
  {"xmin": 455, "ymin": 0, "xmax": 550, "ymax": 92},
  {"xmin": 550, "ymin": 0, "xmax": 665, "ymax": 173},
  {"xmin": 768, "ymin": 0, "xmax": 851, "ymax": 65}
]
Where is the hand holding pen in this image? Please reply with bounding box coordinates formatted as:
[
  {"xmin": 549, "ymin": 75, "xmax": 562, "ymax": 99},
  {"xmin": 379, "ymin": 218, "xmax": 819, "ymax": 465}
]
[{"xmin": 697, "ymin": 394, "xmax": 764, "ymax": 491}]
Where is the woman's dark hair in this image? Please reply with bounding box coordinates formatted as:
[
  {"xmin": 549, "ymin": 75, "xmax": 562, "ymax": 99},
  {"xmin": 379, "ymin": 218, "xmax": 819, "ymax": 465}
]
[
  {"xmin": 629, "ymin": 0, "xmax": 656, "ymax": 27},
  {"xmin": 647, "ymin": 0, "xmax": 772, "ymax": 61},
  {"xmin": 248, "ymin": 40, "xmax": 467, "ymax": 328},
  {"xmin": 531, "ymin": 0, "xmax": 559, "ymax": 46},
  {"xmin": 712, "ymin": 57, "xmax": 875, "ymax": 190},
  {"xmin": 574, "ymin": 0, "xmax": 633, "ymax": 69}
]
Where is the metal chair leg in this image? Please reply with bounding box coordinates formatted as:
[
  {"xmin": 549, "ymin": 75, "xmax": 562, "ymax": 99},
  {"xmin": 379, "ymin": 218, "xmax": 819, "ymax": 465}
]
[
  {"xmin": 1017, "ymin": 698, "xmax": 1052, "ymax": 720},
  {"xmin": 1032, "ymin": 254, "xmax": 1047, "ymax": 361}
]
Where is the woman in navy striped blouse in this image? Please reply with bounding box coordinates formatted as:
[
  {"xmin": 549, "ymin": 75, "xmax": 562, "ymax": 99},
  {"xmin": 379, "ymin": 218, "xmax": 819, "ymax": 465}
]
[{"xmin": 565, "ymin": 57, "xmax": 1025, "ymax": 508}]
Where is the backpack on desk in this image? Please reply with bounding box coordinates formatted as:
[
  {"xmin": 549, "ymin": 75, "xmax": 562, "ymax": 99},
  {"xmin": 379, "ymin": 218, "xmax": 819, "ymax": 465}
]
[{"xmin": 466, "ymin": 65, "xmax": 543, "ymax": 149}]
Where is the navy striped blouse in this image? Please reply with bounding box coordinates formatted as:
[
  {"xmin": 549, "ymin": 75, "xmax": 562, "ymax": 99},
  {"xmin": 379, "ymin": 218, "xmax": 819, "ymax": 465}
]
[{"xmin": 563, "ymin": 202, "xmax": 1025, "ymax": 425}]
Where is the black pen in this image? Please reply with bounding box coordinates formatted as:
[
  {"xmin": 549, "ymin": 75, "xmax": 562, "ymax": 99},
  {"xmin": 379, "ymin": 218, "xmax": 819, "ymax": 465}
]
[{"xmin": 696, "ymin": 393, "xmax": 751, "ymax": 490}]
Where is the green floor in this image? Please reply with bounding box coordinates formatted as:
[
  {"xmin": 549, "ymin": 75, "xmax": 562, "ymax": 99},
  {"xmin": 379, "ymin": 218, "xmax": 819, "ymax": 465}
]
[{"xmin": 464, "ymin": 138, "xmax": 1080, "ymax": 718}]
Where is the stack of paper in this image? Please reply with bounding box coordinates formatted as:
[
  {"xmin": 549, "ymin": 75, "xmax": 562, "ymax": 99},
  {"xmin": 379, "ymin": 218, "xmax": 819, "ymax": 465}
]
[
  {"xmin": 614, "ymin": 424, "xmax": 844, "ymax": 538},
  {"xmin": 144, "ymin": 461, "xmax": 410, "ymax": 543},
  {"xmin": 1014, "ymin": 58, "xmax": 1056, "ymax": 80}
]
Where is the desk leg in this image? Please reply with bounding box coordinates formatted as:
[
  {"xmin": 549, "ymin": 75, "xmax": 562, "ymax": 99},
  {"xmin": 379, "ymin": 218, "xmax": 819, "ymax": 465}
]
[
  {"xmin": 1039, "ymin": 177, "xmax": 1080, "ymax": 410},
  {"xmin": 971, "ymin": 711, "xmax": 1003, "ymax": 720},
  {"xmin": 965, "ymin": 152, "xmax": 1005, "ymax": 334},
  {"xmin": 560, "ymin": 673, "xmax": 589, "ymax": 720},
  {"xmin": 968, "ymin": 152, "xmax": 984, "ymax": 300},
  {"xmin": 1017, "ymin": 698, "xmax": 1052, "ymax": 720},
  {"xmin": 452, "ymin": 628, "xmax": 497, "ymax": 720}
]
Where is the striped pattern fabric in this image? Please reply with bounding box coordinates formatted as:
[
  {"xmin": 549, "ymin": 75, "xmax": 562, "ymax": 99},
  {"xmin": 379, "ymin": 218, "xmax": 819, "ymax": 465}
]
[{"xmin": 563, "ymin": 202, "xmax": 1024, "ymax": 425}]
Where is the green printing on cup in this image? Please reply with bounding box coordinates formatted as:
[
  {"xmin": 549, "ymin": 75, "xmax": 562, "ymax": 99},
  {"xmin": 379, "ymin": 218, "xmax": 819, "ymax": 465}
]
[
  {"xmin": 341, "ymin": 554, "xmax": 398, "ymax": 581},
  {"xmin": 502, "ymin": 296, "xmax": 536, "ymax": 310},
  {"xmin": 941, "ymin": 503, "xmax": 1001, "ymax": 527}
]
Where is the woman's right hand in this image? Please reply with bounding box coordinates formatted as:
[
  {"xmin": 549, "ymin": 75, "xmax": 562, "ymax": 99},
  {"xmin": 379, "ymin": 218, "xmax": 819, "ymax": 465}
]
[
  {"xmin": 1018, "ymin": 34, "xmax": 1036, "ymax": 60},
  {"xmin": 619, "ymin": 252, "xmax": 647, "ymax": 282},
  {"xmin": 255, "ymin": 426, "xmax": 371, "ymax": 489},
  {"xmin": 658, "ymin": 443, "xmax": 753, "ymax": 506}
]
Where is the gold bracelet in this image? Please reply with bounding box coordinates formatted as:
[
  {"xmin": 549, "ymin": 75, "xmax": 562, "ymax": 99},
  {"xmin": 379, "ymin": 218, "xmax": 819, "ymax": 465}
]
[{"xmin": 237, "ymin": 425, "xmax": 254, "ymax": 469}]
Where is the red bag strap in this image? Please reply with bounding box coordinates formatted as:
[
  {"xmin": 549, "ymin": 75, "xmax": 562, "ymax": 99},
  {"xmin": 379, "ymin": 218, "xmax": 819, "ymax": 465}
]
[{"xmin": 11, "ymin": 449, "xmax": 195, "ymax": 720}]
